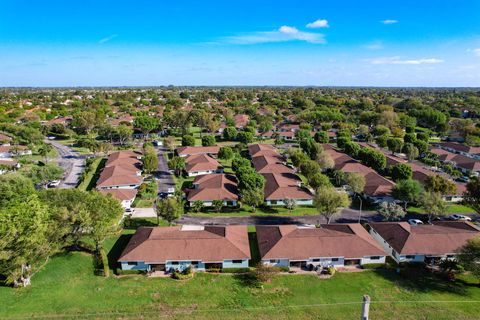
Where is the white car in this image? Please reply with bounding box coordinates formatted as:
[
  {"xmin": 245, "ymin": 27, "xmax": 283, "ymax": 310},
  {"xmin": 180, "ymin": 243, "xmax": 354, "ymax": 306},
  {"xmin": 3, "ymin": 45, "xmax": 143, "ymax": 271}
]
[
  {"xmin": 449, "ymin": 214, "xmax": 472, "ymax": 221},
  {"xmin": 47, "ymin": 180, "xmax": 61, "ymax": 188},
  {"xmin": 407, "ymin": 219, "xmax": 424, "ymax": 226}
]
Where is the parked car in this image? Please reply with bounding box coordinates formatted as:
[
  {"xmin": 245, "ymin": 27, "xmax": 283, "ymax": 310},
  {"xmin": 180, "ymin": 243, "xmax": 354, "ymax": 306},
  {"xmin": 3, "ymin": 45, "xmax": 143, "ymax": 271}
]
[
  {"xmin": 125, "ymin": 208, "xmax": 135, "ymax": 214},
  {"xmin": 456, "ymin": 176, "xmax": 470, "ymax": 183},
  {"xmin": 47, "ymin": 180, "xmax": 61, "ymax": 188},
  {"xmin": 449, "ymin": 214, "xmax": 472, "ymax": 221},
  {"xmin": 407, "ymin": 219, "xmax": 424, "ymax": 226}
]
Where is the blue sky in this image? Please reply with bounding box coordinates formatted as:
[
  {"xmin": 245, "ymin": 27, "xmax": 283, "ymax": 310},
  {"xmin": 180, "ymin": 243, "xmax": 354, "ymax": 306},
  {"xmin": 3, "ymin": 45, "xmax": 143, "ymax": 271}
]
[{"xmin": 1, "ymin": 0, "xmax": 480, "ymax": 86}]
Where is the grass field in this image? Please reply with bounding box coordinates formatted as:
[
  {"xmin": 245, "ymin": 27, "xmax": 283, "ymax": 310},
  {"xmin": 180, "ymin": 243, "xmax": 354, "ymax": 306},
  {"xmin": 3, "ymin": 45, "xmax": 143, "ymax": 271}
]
[
  {"xmin": 408, "ymin": 204, "xmax": 475, "ymax": 215},
  {"xmin": 1, "ymin": 249, "xmax": 479, "ymax": 319},
  {"xmin": 76, "ymin": 157, "xmax": 104, "ymax": 191},
  {"xmin": 188, "ymin": 205, "xmax": 320, "ymax": 217}
]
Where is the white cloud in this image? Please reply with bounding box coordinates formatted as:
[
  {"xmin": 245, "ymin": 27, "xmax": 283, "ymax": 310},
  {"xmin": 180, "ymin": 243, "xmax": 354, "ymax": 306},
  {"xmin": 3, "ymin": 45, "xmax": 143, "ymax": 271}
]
[
  {"xmin": 98, "ymin": 34, "xmax": 118, "ymax": 44},
  {"xmin": 474, "ymin": 48, "xmax": 480, "ymax": 57},
  {"xmin": 381, "ymin": 19, "xmax": 398, "ymax": 25},
  {"xmin": 364, "ymin": 41, "xmax": 384, "ymax": 50},
  {"xmin": 306, "ymin": 19, "xmax": 329, "ymax": 28},
  {"xmin": 224, "ymin": 26, "xmax": 325, "ymax": 44},
  {"xmin": 369, "ymin": 56, "xmax": 444, "ymax": 65}
]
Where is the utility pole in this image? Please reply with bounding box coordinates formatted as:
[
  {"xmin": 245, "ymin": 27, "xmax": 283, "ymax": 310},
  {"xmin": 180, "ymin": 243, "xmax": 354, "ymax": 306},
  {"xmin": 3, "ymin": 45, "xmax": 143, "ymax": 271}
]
[{"xmin": 361, "ymin": 295, "xmax": 370, "ymax": 320}]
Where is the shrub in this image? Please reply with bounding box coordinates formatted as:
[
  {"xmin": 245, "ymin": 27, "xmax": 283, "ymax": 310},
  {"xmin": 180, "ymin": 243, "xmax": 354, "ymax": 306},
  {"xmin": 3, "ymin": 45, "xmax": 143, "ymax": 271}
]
[
  {"xmin": 278, "ymin": 266, "xmax": 290, "ymax": 272},
  {"xmin": 171, "ymin": 266, "xmax": 194, "ymax": 280},
  {"xmin": 116, "ymin": 269, "xmax": 147, "ymax": 275},
  {"xmin": 361, "ymin": 263, "xmax": 385, "ymax": 269},
  {"xmin": 221, "ymin": 267, "xmax": 252, "ymax": 273},
  {"xmin": 206, "ymin": 268, "xmax": 222, "ymax": 273},
  {"xmin": 327, "ymin": 266, "xmax": 336, "ymax": 275}
]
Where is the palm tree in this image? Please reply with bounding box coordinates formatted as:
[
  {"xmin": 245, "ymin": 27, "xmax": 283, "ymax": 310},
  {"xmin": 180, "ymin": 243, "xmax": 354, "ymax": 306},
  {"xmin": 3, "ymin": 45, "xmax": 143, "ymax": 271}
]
[{"xmin": 38, "ymin": 143, "xmax": 53, "ymax": 164}]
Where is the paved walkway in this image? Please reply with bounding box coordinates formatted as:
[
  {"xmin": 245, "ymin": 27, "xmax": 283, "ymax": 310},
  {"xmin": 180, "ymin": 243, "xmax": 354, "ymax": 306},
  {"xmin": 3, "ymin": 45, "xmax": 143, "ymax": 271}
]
[{"xmin": 46, "ymin": 140, "xmax": 86, "ymax": 189}]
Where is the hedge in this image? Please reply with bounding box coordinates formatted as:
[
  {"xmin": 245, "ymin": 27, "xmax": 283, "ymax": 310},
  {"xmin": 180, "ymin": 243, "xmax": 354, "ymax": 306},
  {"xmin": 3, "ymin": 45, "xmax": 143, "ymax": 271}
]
[
  {"xmin": 362, "ymin": 263, "xmax": 386, "ymax": 269},
  {"xmin": 220, "ymin": 267, "xmax": 252, "ymax": 273},
  {"xmin": 116, "ymin": 269, "xmax": 147, "ymax": 275}
]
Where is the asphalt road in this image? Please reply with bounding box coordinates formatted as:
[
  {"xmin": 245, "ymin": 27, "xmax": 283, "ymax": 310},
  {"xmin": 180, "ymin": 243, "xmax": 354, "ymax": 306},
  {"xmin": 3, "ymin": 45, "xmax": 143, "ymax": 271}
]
[
  {"xmin": 46, "ymin": 140, "xmax": 86, "ymax": 189},
  {"xmin": 176, "ymin": 208, "xmax": 381, "ymax": 226},
  {"xmin": 156, "ymin": 146, "xmax": 175, "ymax": 194}
]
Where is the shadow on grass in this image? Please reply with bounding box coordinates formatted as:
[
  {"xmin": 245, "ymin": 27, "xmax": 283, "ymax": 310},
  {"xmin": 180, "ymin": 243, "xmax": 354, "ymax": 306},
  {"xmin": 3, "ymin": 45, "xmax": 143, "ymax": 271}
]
[
  {"xmin": 233, "ymin": 272, "xmax": 261, "ymax": 288},
  {"xmin": 123, "ymin": 217, "xmax": 158, "ymax": 229},
  {"xmin": 107, "ymin": 234, "xmax": 133, "ymax": 271},
  {"xmin": 373, "ymin": 267, "xmax": 469, "ymax": 295},
  {"xmin": 248, "ymin": 230, "xmax": 261, "ymax": 266}
]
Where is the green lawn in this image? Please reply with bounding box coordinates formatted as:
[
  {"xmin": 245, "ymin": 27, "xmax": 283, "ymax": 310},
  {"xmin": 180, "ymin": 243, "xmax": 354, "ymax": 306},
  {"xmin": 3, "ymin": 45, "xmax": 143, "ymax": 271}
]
[
  {"xmin": 1, "ymin": 249, "xmax": 479, "ymax": 319},
  {"xmin": 77, "ymin": 157, "xmax": 105, "ymax": 191},
  {"xmin": 408, "ymin": 204, "xmax": 475, "ymax": 215},
  {"xmin": 188, "ymin": 205, "xmax": 320, "ymax": 217}
]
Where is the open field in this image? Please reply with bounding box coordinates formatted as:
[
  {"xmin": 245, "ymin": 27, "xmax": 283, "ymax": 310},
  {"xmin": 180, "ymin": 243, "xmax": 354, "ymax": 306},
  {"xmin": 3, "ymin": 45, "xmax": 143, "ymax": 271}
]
[{"xmin": 1, "ymin": 248, "xmax": 479, "ymax": 320}]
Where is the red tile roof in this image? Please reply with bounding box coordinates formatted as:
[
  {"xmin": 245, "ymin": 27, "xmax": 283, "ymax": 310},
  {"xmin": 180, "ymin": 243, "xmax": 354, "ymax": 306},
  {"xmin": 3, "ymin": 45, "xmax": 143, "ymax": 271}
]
[
  {"xmin": 99, "ymin": 189, "xmax": 138, "ymax": 201},
  {"xmin": 262, "ymin": 173, "xmax": 313, "ymax": 200},
  {"xmin": 187, "ymin": 174, "xmax": 238, "ymax": 201},
  {"xmin": 185, "ymin": 154, "xmax": 221, "ymax": 173},
  {"xmin": 176, "ymin": 146, "xmax": 220, "ymax": 157},
  {"xmin": 119, "ymin": 225, "xmax": 251, "ymax": 263},
  {"xmin": 256, "ymin": 224, "xmax": 385, "ymax": 260}
]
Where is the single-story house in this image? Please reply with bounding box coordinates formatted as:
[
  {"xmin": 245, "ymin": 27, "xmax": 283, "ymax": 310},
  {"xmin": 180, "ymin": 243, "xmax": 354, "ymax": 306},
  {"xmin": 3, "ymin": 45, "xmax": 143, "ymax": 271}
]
[
  {"xmin": 262, "ymin": 173, "xmax": 313, "ymax": 206},
  {"xmin": 435, "ymin": 142, "xmax": 480, "ymax": 160},
  {"xmin": 96, "ymin": 151, "xmax": 143, "ymax": 190},
  {"xmin": 185, "ymin": 154, "xmax": 223, "ymax": 177},
  {"xmin": 368, "ymin": 221, "xmax": 480, "ymax": 264},
  {"xmin": 248, "ymin": 144, "xmax": 277, "ymax": 157},
  {"xmin": 0, "ymin": 133, "xmax": 12, "ymax": 144},
  {"xmin": 118, "ymin": 225, "xmax": 251, "ymax": 272},
  {"xmin": 99, "ymin": 188, "xmax": 138, "ymax": 209},
  {"xmin": 176, "ymin": 146, "xmax": 220, "ymax": 158},
  {"xmin": 233, "ymin": 114, "xmax": 249, "ymax": 129},
  {"xmin": 186, "ymin": 174, "xmax": 239, "ymax": 207},
  {"xmin": 0, "ymin": 159, "xmax": 20, "ymax": 174},
  {"xmin": 252, "ymin": 155, "xmax": 295, "ymax": 174},
  {"xmin": 430, "ymin": 148, "xmax": 480, "ymax": 176},
  {"xmin": 256, "ymin": 224, "xmax": 386, "ymax": 268},
  {"xmin": 0, "ymin": 145, "xmax": 32, "ymax": 158}
]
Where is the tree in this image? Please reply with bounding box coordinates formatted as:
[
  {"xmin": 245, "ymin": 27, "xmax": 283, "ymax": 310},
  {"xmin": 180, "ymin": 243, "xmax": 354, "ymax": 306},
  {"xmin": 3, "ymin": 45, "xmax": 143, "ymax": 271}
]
[
  {"xmin": 232, "ymin": 156, "xmax": 251, "ymax": 172},
  {"xmin": 212, "ymin": 200, "xmax": 224, "ymax": 213},
  {"xmin": 377, "ymin": 201, "xmax": 406, "ymax": 221},
  {"xmin": 156, "ymin": 197, "xmax": 183, "ymax": 224},
  {"xmin": 181, "ymin": 135, "xmax": 195, "ymax": 146},
  {"xmin": 241, "ymin": 188, "xmax": 264, "ymax": 212},
  {"xmin": 316, "ymin": 151, "xmax": 334, "ymax": 171},
  {"xmin": 38, "ymin": 143, "xmax": 53, "ymax": 164},
  {"xmin": 343, "ymin": 172, "xmax": 365, "ymax": 222},
  {"xmin": 142, "ymin": 151, "xmax": 158, "ymax": 174},
  {"xmin": 116, "ymin": 125, "xmax": 133, "ymax": 146},
  {"xmin": 168, "ymin": 156, "xmax": 186, "ymax": 176},
  {"xmin": 284, "ymin": 198, "xmax": 297, "ymax": 214},
  {"xmin": 314, "ymin": 131, "xmax": 329, "ymax": 143},
  {"xmin": 457, "ymin": 237, "xmax": 480, "ymax": 282},
  {"xmin": 390, "ymin": 163, "xmax": 413, "ymax": 182},
  {"xmin": 72, "ymin": 111, "xmax": 96, "ymax": 134},
  {"xmin": 299, "ymin": 160, "xmax": 320, "ymax": 180},
  {"xmin": 300, "ymin": 138, "xmax": 321, "ymax": 160},
  {"xmin": 464, "ymin": 177, "xmax": 480, "ymax": 214},
  {"xmin": 163, "ymin": 136, "xmax": 176, "ymax": 153},
  {"xmin": 392, "ymin": 179, "xmax": 423, "ymax": 209},
  {"xmin": 201, "ymin": 135, "xmax": 216, "ymax": 146},
  {"xmin": 223, "ymin": 126, "xmax": 238, "ymax": 141},
  {"xmin": 191, "ymin": 200, "xmax": 204, "ymax": 213},
  {"xmin": 425, "ymin": 174, "xmax": 457, "ymax": 196},
  {"xmin": 0, "ymin": 174, "xmax": 35, "ymax": 207},
  {"xmin": 287, "ymin": 148, "xmax": 310, "ymax": 168},
  {"xmin": 295, "ymin": 129, "xmax": 311, "ymax": 142},
  {"xmin": 403, "ymin": 143, "xmax": 419, "ymax": 161},
  {"xmin": 237, "ymin": 131, "xmax": 254, "ymax": 144},
  {"xmin": 387, "ymin": 138, "xmax": 404, "ymax": 155},
  {"xmin": 414, "ymin": 140, "xmax": 429, "ymax": 156},
  {"xmin": 0, "ymin": 194, "xmax": 52, "ymax": 287},
  {"xmin": 420, "ymin": 191, "xmax": 448, "ymax": 222},
  {"xmin": 86, "ymin": 191, "xmax": 124, "ymax": 251},
  {"xmin": 314, "ymin": 186, "xmax": 351, "ymax": 224},
  {"xmin": 308, "ymin": 173, "xmax": 332, "ymax": 190},
  {"xmin": 218, "ymin": 146, "xmax": 234, "ymax": 160},
  {"xmin": 27, "ymin": 163, "xmax": 64, "ymax": 188},
  {"xmin": 343, "ymin": 141, "xmax": 361, "ymax": 158},
  {"xmin": 134, "ymin": 116, "xmax": 159, "ymax": 136}
]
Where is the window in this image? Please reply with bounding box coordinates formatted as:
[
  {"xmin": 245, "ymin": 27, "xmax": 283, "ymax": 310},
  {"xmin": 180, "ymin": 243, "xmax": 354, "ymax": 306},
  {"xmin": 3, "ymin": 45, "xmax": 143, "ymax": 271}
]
[
  {"xmin": 170, "ymin": 261, "xmax": 179, "ymax": 265},
  {"xmin": 370, "ymin": 256, "xmax": 381, "ymax": 260},
  {"xmin": 405, "ymin": 255, "xmax": 415, "ymax": 259},
  {"xmin": 269, "ymin": 259, "xmax": 278, "ymax": 263},
  {"xmin": 232, "ymin": 260, "xmax": 243, "ymax": 264},
  {"xmin": 331, "ymin": 258, "xmax": 339, "ymax": 262},
  {"xmin": 191, "ymin": 261, "xmax": 199, "ymax": 265},
  {"xmin": 312, "ymin": 259, "xmax": 320, "ymax": 262},
  {"xmin": 270, "ymin": 200, "xmax": 277, "ymax": 205},
  {"xmin": 127, "ymin": 262, "xmax": 138, "ymax": 266}
]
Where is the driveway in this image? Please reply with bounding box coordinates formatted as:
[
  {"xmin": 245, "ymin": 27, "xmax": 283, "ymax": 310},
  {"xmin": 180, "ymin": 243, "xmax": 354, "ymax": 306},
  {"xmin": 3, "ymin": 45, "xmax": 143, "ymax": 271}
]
[
  {"xmin": 131, "ymin": 207, "xmax": 156, "ymax": 218},
  {"xmin": 156, "ymin": 146, "xmax": 175, "ymax": 193},
  {"xmin": 46, "ymin": 140, "xmax": 86, "ymax": 189},
  {"xmin": 176, "ymin": 208, "xmax": 381, "ymax": 225}
]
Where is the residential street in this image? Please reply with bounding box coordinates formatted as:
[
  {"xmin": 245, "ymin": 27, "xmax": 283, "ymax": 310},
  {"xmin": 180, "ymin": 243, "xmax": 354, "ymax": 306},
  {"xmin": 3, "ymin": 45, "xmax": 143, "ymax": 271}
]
[
  {"xmin": 46, "ymin": 140, "xmax": 86, "ymax": 188},
  {"xmin": 176, "ymin": 208, "xmax": 381, "ymax": 225},
  {"xmin": 156, "ymin": 146, "xmax": 175, "ymax": 193}
]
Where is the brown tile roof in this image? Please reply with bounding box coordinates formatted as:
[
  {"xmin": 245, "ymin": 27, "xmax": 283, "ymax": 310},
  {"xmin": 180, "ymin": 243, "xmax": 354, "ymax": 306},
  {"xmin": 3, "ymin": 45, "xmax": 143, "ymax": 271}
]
[
  {"xmin": 0, "ymin": 145, "xmax": 29, "ymax": 153},
  {"xmin": 187, "ymin": 174, "xmax": 238, "ymax": 201},
  {"xmin": 99, "ymin": 189, "xmax": 138, "ymax": 201},
  {"xmin": 46, "ymin": 116, "xmax": 72, "ymax": 125},
  {"xmin": 96, "ymin": 166, "xmax": 143, "ymax": 188},
  {"xmin": 185, "ymin": 154, "xmax": 221, "ymax": 173},
  {"xmin": 256, "ymin": 224, "xmax": 385, "ymax": 260},
  {"xmin": 176, "ymin": 146, "xmax": 220, "ymax": 157},
  {"xmin": 252, "ymin": 155, "xmax": 294, "ymax": 174},
  {"xmin": 0, "ymin": 133, "xmax": 12, "ymax": 142},
  {"xmin": 118, "ymin": 225, "xmax": 251, "ymax": 263},
  {"xmin": 370, "ymin": 221, "xmax": 480, "ymax": 256},
  {"xmin": 436, "ymin": 142, "xmax": 480, "ymax": 155},
  {"xmin": 262, "ymin": 173, "xmax": 313, "ymax": 200},
  {"xmin": 0, "ymin": 159, "xmax": 18, "ymax": 167},
  {"xmin": 234, "ymin": 114, "xmax": 249, "ymax": 128},
  {"xmin": 248, "ymin": 144, "xmax": 276, "ymax": 157}
]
